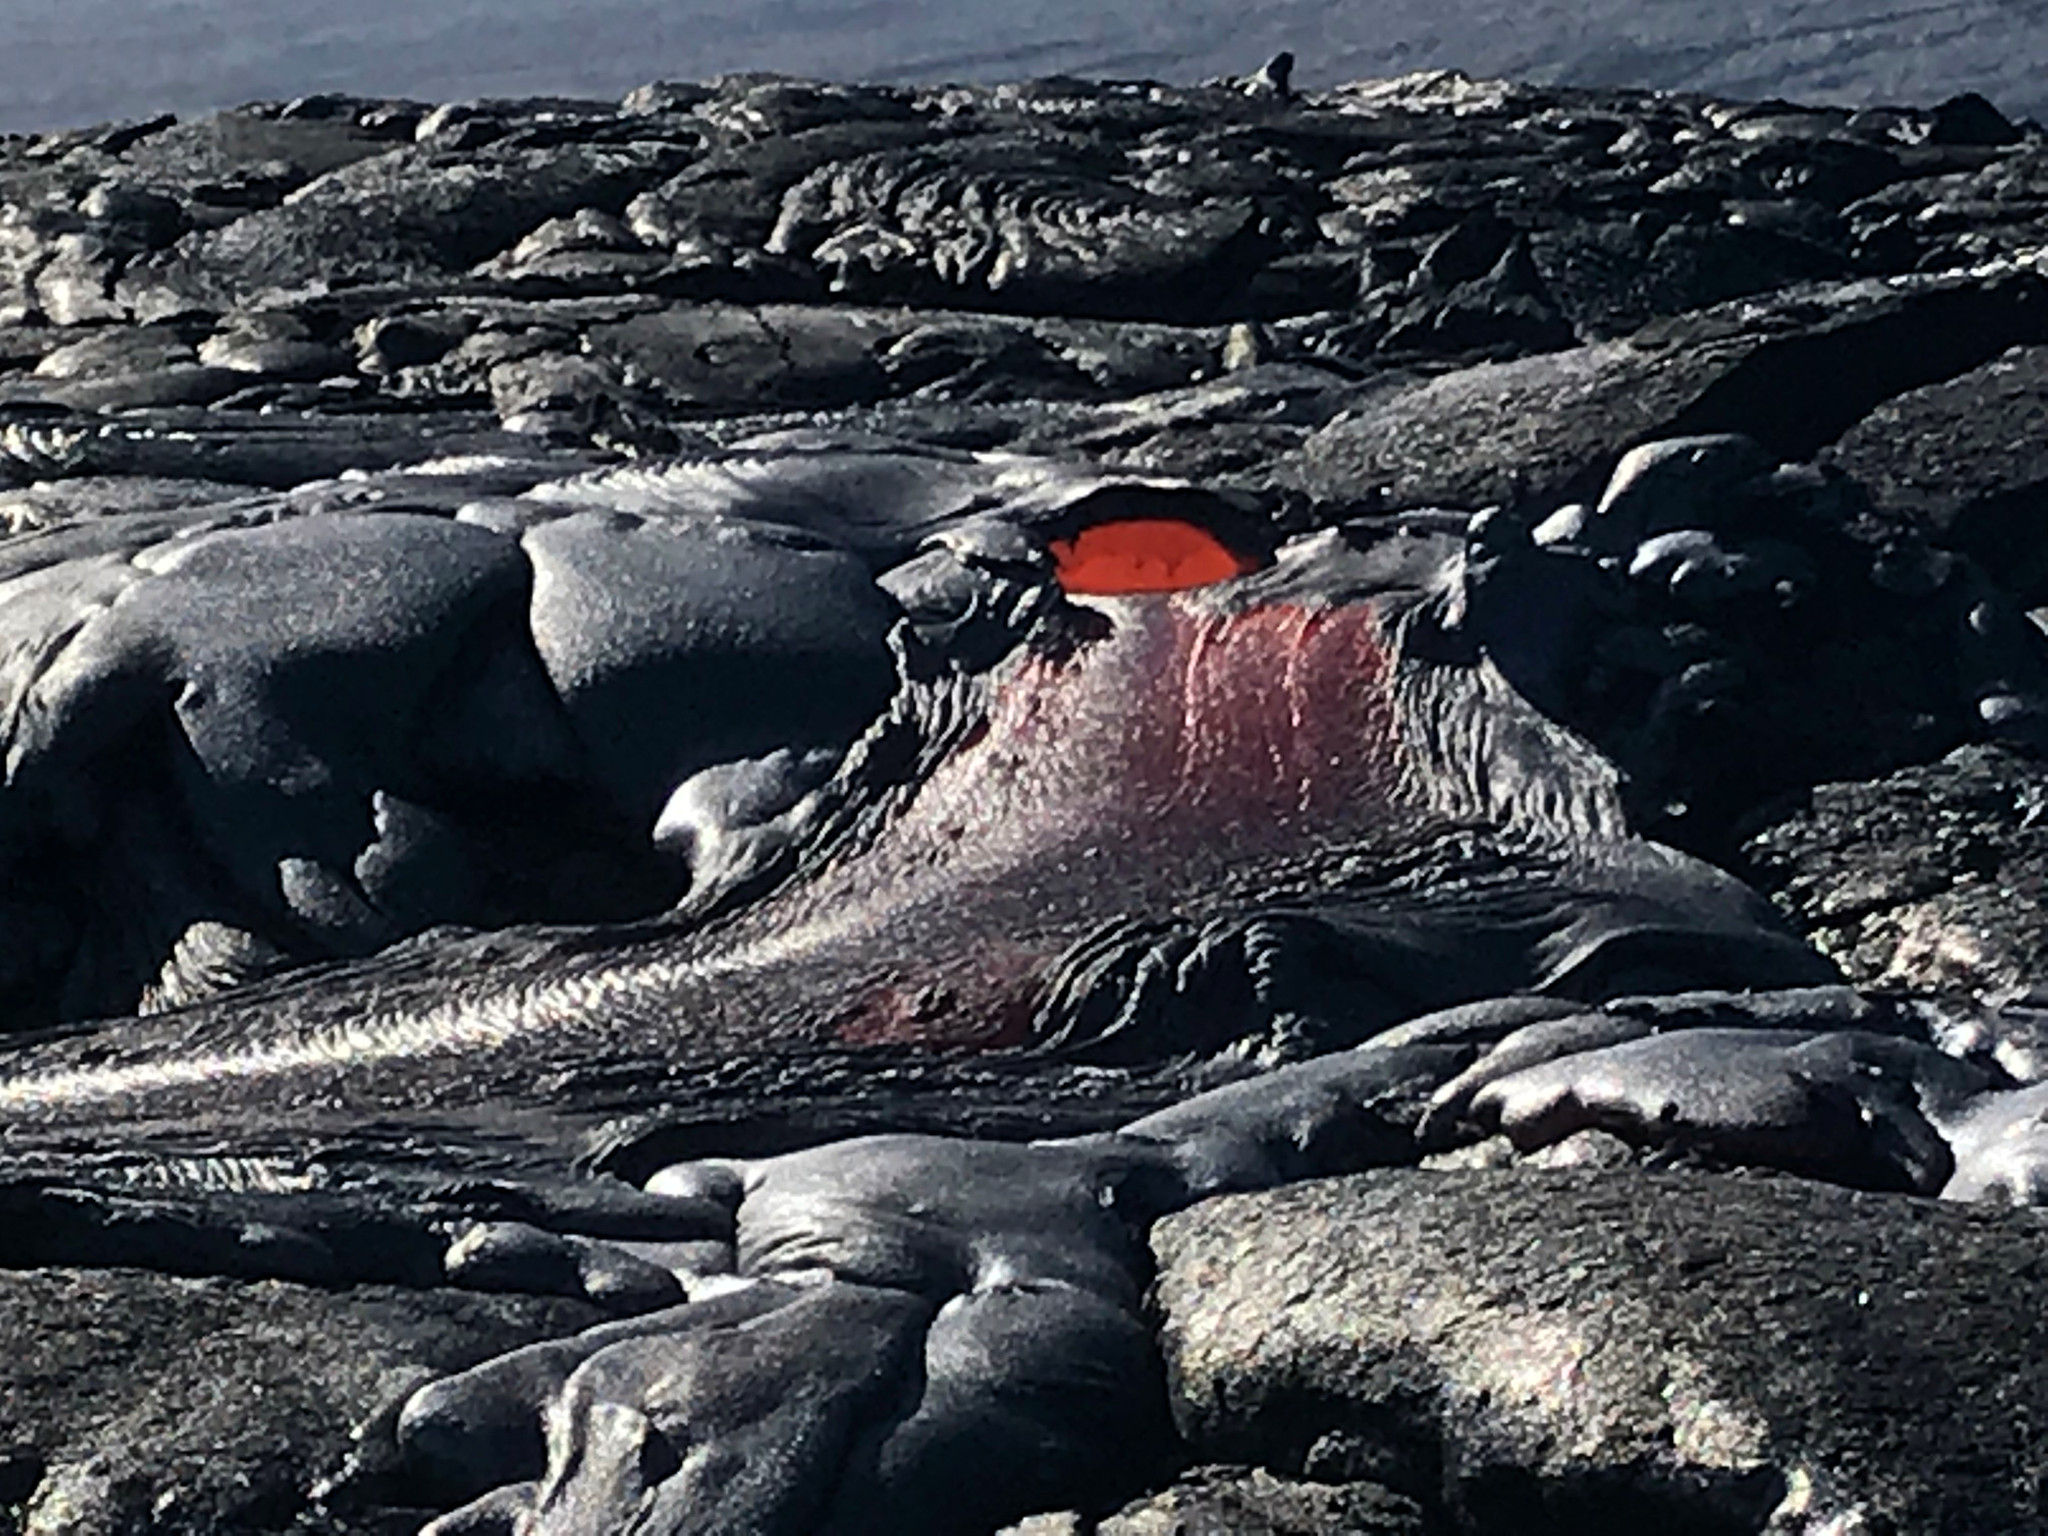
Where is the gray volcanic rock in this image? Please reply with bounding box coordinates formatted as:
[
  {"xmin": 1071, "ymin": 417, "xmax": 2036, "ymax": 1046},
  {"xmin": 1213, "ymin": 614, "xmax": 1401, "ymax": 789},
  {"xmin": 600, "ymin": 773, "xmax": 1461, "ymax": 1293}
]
[
  {"xmin": 586, "ymin": 302, "xmax": 909, "ymax": 413},
  {"xmin": 0, "ymin": 1266, "xmax": 598, "ymax": 1536},
  {"xmin": 124, "ymin": 138, "xmax": 699, "ymax": 318},
  {"xmin": 1089, "ymin": 1466, "xmax": 1427, "ymax": 1533},
  {"xmin": 1828, "ymin": 343, "xmax": 2048, "ymax": 604},
  {"xmin": 1285, "ymin": 267, "xmax": 2048, "ymax": 514},
  {"xmin": 114, "ymin": 104, "xmax": 414, "ymax": 202},
  {"xmin": 0, "ymin": 473, "xmax": 253, "ymax": 533},
  {"xmin": 518, "ymin": 509, "xmax": 897, "ymax": 826},
  {"xmin": 764, "ymin": 136, "xmax": 1267, "ymax": 320},
  {"xmin": 1151, "ymin": 1168, "xmax": 2048, "ymax": 1534},
  {"xmin": 0, "ymin": 406, "xmax": 525, "ymax": 487},
  {"xmin": 1742, "ymin": 743, "xmax": 2048, "ymax": 1000},
  {"xmin": 0, "ymin": 508, "xmax": 595, "ymax": 1019}
]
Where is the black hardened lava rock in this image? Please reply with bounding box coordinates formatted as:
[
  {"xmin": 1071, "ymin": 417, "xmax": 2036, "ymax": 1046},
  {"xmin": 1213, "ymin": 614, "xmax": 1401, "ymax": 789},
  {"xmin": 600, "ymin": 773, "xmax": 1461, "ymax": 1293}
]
[
  {"xmin": 4, "ymin": 63, "xmax": 2048, "ymax": 1536},
  {"xmin": 1151, "ymin": 1168, "xmax": 2048, "ymax": 1534}
]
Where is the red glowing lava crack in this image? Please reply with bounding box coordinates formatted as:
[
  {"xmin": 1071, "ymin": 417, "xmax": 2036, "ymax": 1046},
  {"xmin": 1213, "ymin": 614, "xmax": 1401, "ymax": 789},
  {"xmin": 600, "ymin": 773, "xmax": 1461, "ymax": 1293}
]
[{"xmin": 1049, "ymin": 519, "xmax": 1257, "ymax": 595}]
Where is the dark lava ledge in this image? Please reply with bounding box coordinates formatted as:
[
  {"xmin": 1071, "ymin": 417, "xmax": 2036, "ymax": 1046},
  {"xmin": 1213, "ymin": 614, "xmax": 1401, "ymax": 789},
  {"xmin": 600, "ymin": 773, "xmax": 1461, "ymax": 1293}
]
[{"xmin": 3, "ymin": 57, "xmax": 2048, "ymax": 1536}]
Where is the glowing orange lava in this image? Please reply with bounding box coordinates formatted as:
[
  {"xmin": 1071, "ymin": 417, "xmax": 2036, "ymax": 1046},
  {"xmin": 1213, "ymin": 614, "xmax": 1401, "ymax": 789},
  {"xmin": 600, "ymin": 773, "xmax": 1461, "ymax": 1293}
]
[{"xmin": 1049, "ymin": 518, "xmax": 1256, "ymax": 595}]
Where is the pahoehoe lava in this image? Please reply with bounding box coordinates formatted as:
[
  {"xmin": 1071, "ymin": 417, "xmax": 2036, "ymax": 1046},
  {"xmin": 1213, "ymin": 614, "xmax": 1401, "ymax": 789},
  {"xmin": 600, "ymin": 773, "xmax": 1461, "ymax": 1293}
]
[
  {"xmin": 2, "ymin": 59, "xmax": 2048, "ymax": 1536},
  {"xmin": 0, "ymin": 512, "xmax": 1824, "ymax": 1132}
]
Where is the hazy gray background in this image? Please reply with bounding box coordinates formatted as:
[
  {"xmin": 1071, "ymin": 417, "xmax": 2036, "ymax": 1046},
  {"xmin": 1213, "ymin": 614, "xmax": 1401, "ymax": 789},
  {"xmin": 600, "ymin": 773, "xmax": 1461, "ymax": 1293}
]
[{"xmin": 1, "ymin": 0, "xmax": 2044, "ymax": 134}]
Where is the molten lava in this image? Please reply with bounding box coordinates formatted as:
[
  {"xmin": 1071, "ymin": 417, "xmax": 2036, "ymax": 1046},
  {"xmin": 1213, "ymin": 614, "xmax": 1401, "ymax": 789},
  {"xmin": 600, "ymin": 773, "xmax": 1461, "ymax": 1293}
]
[{"xmin": 1049, "ymin": 519, "xmax": 1256, "ymax": 594}]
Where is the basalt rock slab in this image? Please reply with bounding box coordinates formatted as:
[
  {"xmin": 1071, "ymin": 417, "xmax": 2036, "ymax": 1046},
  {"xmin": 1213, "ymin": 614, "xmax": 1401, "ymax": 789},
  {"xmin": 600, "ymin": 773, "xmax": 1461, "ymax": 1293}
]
[
  {"xmin": 0, "ymin": 1266, "xmax": 598, "ymax": 1536},
  {"xmin": 1285, "ymin": 266, "xmax": 2048, "ymax": 515},
  {"xmin": 123, "ymin": 139, "xmax": 701, "ymax": 319},
  {"xmin": 0, "ymin": 405, "xmax": 525, "ymax": 488},
  {"xmin": 1828, "ymin": 343, "xmax": 2048, "ymax": 605},
  {"xmin": 763, "ymin": 136, "xmax": 1270, "ymax": 322},
  {"xmin": 0, "ymin": 506, "xmax": 671, "ymax": 1022},
  {"xmin": 517, "ymin": 508, "xmax": 897, "ymax": 826},
  {"xmin": 1084, "ymin": 1466, "xmax": 1428, "ymax": 1534},
  {"xmin": 1151, "ymin": 1168, "xmax": 2048, "ymax": 1535},
  {"xmin": 1741, "ymin": 742, "xmax": 2048, "ymax": 1000},
  {"xmin": 114, "ymin": 103, "xmax": 416, "ymax": 205}
]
